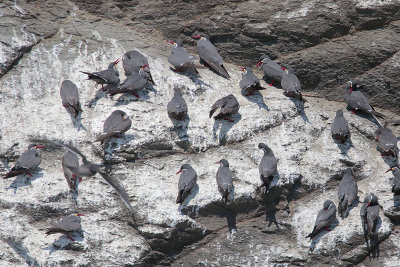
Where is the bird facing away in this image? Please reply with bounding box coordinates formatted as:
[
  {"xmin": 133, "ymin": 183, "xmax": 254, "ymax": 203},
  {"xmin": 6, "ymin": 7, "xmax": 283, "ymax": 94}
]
[
  {"xmin": 46, "ymin": 213, "xmax": 84, "ymax": 240},
  {"xmin": 3, "ymin": 144, "xmax": 45, "ymax": 179},
  {"xmin": 258, "ymin": 143, "xmax": 277, "ymax": 194},
  {"xmin": 360, "ymin": 194, "xmax": 379, "ymax": 252},
  {"xmin": 209, "ymin": 94, "xmax": 239, "ymax": 122},
  {"xmin": 386, "ymin": 166, "xmax": 400, "ymax": 194},
  {"xmin": 281, "ymin": 68, "xmax": 306, "ymax": 102},
  {"xmin": 80, "ymin": 59, "xmax": 120, "ymax": 90},
  {"xmin": 374, "ymin": 127, "xmax": 399, "ymax": 158},
  {"xmin": 256, "ymin": 54, "xmax": 285, "ymax": 86},
  {"xmin": 111, "ymin": 65, "xmax": 148, "ymax": 98},
  {"xmin": 331, "ymin": 109, "xmax": 351, "ymax": 143},
  {"xmin": 62, "ymin": 150, "xmax": 80, "ymax": 191},
  {"xmin": 122, "ymin": 50, "xmax": 156, "ymax": 85},
  {"xmin": 192, "ymin": 33, "xmax": 230, "ymax": 79},
  {"xmin": 60, "ymin": 80, "xmax": 82, "ymax": 118},
  {"xmin": 306, "ymin": 200, "xmax": 337, "ymax": 240},
  {"xmin": 216, "ymin": 159, "xmax": 233, "ymax": 203},
  {"xmin": 167, "ymin": 39, "xmax": 205, "ymax": 73},
  {"xmin": 176, "ymin": 164, "xmax": 197, "ymax": 204},
  {"xmin": 344, "ymin": 80, "xmax": 385, "ymax": 119},
  {"xmin": 95, "ymin": 110, "xmax": 132, "ymax": 144},
  {"xmin": 167, "ymin": 88, "xmax": 188, "ymax": 121},
  {"xmin": 338, "ymin": 168, "xmax": 358, "ymax": 218},
  {"xmin": 239, "ymin": 67, "xmax": 265, "ymax": 96}
]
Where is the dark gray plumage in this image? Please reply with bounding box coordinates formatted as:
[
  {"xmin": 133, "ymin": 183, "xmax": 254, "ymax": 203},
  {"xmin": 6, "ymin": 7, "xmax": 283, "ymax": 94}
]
[
  {"xmin": 209, "ymin": 94, "xmax": 239, "ymax": 121},
  {"xmin": 216, "ymin": 159, "xmax": 233, "ymax": 203},
  {"xmin": 306, "ymin": 200, "xmax": 337, "ymax": 240},
  {"xmin": 168, "ymin": 40, "xmax": 204, "ymax": 73},
  {"xmin": 80, "ymin": 60, "xmax": 120, "ymax": 89},
  {"xmin": 360, "ymin": 194, "xmax": 379, "ymax": 251},
  {"xmin": 192, "ymin": 33, "xmax": 230, "ymax": 79},
  {"xmin": 239, "ymin": 67, "xmax": 265, "ymax": 96},
  {"xmin": 374, "ymin": 127, "xmax": 399, "ymax": 158},
  {"xmin": 110, "ymin": 67, "xmax": 148, "ymax": 97},
  {"xmin": 60, "ymin": 80, "xmax": 82, "ymax": 117},
  {"xmin": 122, "ymin": 50, "xmax": 155, "ymax": 85},
  {"xmin": 3, "ymin": 144, "xmax": 44, "ymax": 178},
  {"xmin": 167, "ymin": 88, "xmax": 188, "ymax": 121},
  {"xmin": 256, "ymin": 54, "xmax": 285, "ymax": 85},
  {"xmin": 281, "ymin": 68, "xmax": 306, "ymax": 102},
  {"xmin": 387, "ymin": 166, "xmax": 400, "ymax": 194},
  {"xmin": 46, "ymin": 213, "xmax": 83, "ymax": 236},
  {"xmin": 344, "ymin": 80, "xmax": 385, "ymax": 118},
  {"xmin": 95, "ymin": 110, "xmax": 132, "ymax": 143},
  {"xmin": 258, "ymin": 143, "xmax": 277, "ymax": 194},
  {"xmin": 62, "ymin": 150, "xmax": 80, "ymax": 191},
  {"xmin": 338, "ymin": 168, "xmax": 358, "ymax": 218},
  {"xmin": 176, "ymin": 164, "xmax": 197, "ymax": 204},
  {"xmin": 331, "ymin": 109, "xmax": 350, "ymax": 143}
]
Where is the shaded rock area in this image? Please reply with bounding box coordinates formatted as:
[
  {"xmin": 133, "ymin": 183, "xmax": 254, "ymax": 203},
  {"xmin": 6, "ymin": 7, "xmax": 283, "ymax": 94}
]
[{"xmin": 1, "ymin": 0, "xmax": 400, "ymax": 266}]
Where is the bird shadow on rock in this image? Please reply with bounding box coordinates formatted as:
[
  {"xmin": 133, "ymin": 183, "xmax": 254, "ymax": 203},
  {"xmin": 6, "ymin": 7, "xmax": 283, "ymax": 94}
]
[
  {"xmin": 178, "ymin": 183, "xmax": 200, "ymax": 212},
  {"xmin": 169, "ymin": 67, "xmax": 211, "ymax": 93},
  {"xmin": 102, "ymin": 134, "xmax": 136, "ymax": 160},
  {"xmin": 334, "ymin": 139, "xmax": 353, "ymax": 156},
  {"xmin": 380, "ymin": 155, "xmax": 398, "ymax": 168},
  {"xmin": 309, "ymin": 218, "xmax": 340, "ymax": 252},
  {"xmin": 393, "ymin": 195, "xmax": 400, "ymax": 208},
  {"xmin": 169, "ymin": 116, "xmax": 190, "ymax": 151},
  {"xmin": 86, "ymin": 84, "xmax": 118, "ymax": 108},
  {"xmin": 346, "ymin": 107, "xmax": 383, "ymax": 128},
  {"xmin": 241, "ymin": 90, "xmax": 270, "ymax": 111},
  {"xmin": 5, "ymin": 169, "xmax": 44, "ymax": 194},
  {"xmin": 212, "ymin": 114, "xmax": 242, "ymax": 146},
  {"xmin": 64, "ymin": 111, "xmax": 86, "ymax": 132},
  {"xmin": 112, "ymin": 89, "xmax": 152, "ymax": 105},
  {"xmin": 4, "ymin": 239, "xmax": 39, "ymax": 266},
  {"xmin": 289, "ymin": 98, "xmax": 310, "ymax": 124},
  {"xmin": 340, "ymin": 197, "xmax": 360, "ymax": 219},
  {"xmin": 42, "ymin": 232, "xmax": 85, "ymax": 254}
]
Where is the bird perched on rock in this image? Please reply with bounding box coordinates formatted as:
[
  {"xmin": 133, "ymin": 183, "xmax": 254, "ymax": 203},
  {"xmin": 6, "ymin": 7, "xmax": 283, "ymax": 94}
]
[
  {"xmin": 331, "ymin": 109, "xmax": 351, "ymax": 143},
  {"xmin": 60, "ymin": 80, "xmax": 82, "ymax": 118},
  {"xmin": 306, "ymin": 200, "xmax": 336, "ymax": 240},
  {"xmin": 216, "ymin": 159, "xmax": 234, "ymax": 203},
  {"xmin": 95, "ymin": 110, "xmax": 132, "ymax": 144},
  {"xmin": 360, "ymin": 194, "xmax": 380, "ymax": 254},
  {"xmin": 110, "ymin": 65, "xmax": 148, "ymax": 98},
  {"xmin": 386, "ymin": 166, "xmax": 400, "ymax": 194},
  {"xmin": 176, "ymin": 164, "xmax": 197, "ymax": 204},
  {"xmin": 3, "ymin": 144, "xmax": 45, "ymax": 178},
  {"xmin": 258, "ymin": 143, "xmax": 277, "ymax": 194},
  {"xmin": 338, "ymin": 168, "xmax": 358, "ymax": 218},
  {"xmin": 62, "ymin": 150, "xmax": 80, "ymax": 191},
  {"xmin": 374, "ymin": 127, "xmax": 398, "ymax": 158},
  {"xmin": 192, "ymin": 33, "xmax": 230, "ymax": 79},
  {"xmin": 46, "ymin": 213, "xmax": 84, "ymax": 240},
  {"xmin": 80, "ymin": 59, "xmax": 120, "ymax": 91},
  {"xmin": 256, "ymin": 54, "xmax": 285, "ymax": 86},
  {"xmin": 122, "ymin": 50, "xmax": 156, "ymax": 85},
  {"xmin": 167, "ymin": 39, "xmax": 205, "ymax": 74},
  {"xmin": 167, "ymin": 88, "xmax": 188, "ymax": 121},
  {"xmin": 344, "ymin": 80, "xmax": 385, "ymax": 119},
  {"xmin": 281, "ymin": 68, "xmax": 306, "ymax": 102},
  {"xmin": 239, "ymin": 67, "xmax": 265, "ymax": 96},
  {"xmin": 209, "ymin": 94, "xmax": 239, "ymax": 122}
]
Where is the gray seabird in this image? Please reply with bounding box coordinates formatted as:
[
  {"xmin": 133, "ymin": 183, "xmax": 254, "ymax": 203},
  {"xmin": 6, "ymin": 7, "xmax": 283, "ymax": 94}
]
[
  {"xmin": 3, "ymin": 144, "xmax": 45, "ymax": 178},
  {"xmin": 374, "ymin": 127, "xmax": 399, "ymax": 158},
  {"xmin": 331, "ymin": 109, "xmax": 351, "ymax": 143},
  {"xmin": 344, "ymin": 80, "xmax": 385, "ymax": 118},
  {"xmin": 209, "ymin": 94, "xmax": 239, "ymax": 122},
  {"xmin": 192, "ymin": 33, "xmax": 230, "ymax": 79},
  {"xmin": 167, "ymin": 88, "xmax": 188, "ymax": 121},
  {"xmin": 46, "ymin": 213, "xmax": 84, "ymax": 240},
  {"xmin": 62, "ymin": 150, "xmax": 80, "ymax": 191},
  {"xmin": 386, "ymin": 166, "xmax": 400, "ymax": 194},
  {"xmin": 258, "ymin": 143, "xmax": 277, "ymax": 194},
  {"xmin": 360, "ymin": 194, "xmax": 379, "ymax": 253},
  {"xmin": 338, "ymin": 168, "xmax": 358, "ymax": 218},
  {"xmin": 95, "ymin": 110, "xmax": 132, "ymax": 143},
  {"xmin": 239, "ymin": 67, "xmax": 265, "ymax": 96},
  {"xmin": 256, "ymin": 54, "xmax": 285, "ymax": 86},
  {"xmin": 176, "ymin": 164, "xmax": 197, "ymax": 204},
  {"xmin": 306, "ymin": 200, "xmax": 336, "ymax": 240},
  {"xmin": 110, "ymin": 65, "xmax": 148, "ymax": 98},
  {"xmin": 167, "ymin": 39, "xmax": 205, "ymax": 73},
  {"xmin": 80, "ymin": 59, "xmax": 120, "ymax": 90},
  {"xmin": 122, "ymin": 50, "xmax": 156, "ymax": 85},
  {"xmin": 216, "ymin": 159, "xmax": 233, "ymax": 203},
  {"xmin": 281, "ymin": 68, "xmax": 306, "ymax": 102},
  {"xmin": 60, "ymin": 80, "xmax": 82, "ymax": 118}
]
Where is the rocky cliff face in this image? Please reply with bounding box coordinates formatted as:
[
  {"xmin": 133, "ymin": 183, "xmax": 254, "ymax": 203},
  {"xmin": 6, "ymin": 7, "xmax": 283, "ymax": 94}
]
[{"xmin": 0, "ymin": 1, "xmax": 400, "ymax": 266}]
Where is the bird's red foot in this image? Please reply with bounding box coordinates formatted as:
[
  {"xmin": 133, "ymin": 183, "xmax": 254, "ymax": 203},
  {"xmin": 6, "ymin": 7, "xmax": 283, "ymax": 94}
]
[
  {"xmin": 133, "ymin": 92, "xmax": 140, "ymax": 98},
  {"xmin": 203, "ymin": 62, "xmax": 209, "ymax": 67},
  {"xmin": 26, "ymin": 172, "xmax": 33, "ymax": 177},
  {"xmin": 224, "ymin": 117, "xmax": 234, "ymax": 123},
  {"xmin": 245, "ymin": 91, "xmax": 254, "ymax": 96},
  {"xmin": 268, "ymin": 80, "xmax": 274, "ymax": 86},
  {"xmin": 63, "ymin": 103, "xmax": 69, "ymax": 108},
  {"xmin": 66, "ymin": 233, "xmax": 75, "ymax": 241},
  {"xmin": 351, "ymin": 109, "xmax": 357, "ymax": 114},
  {"xmin": 325, "ymin": 227, "xmax": 331, "ymax": 231},
  {"xmin": 173, "ymin": 67, "xmax": 184, "ymax": 73},
  {"xmin": 79, "ymin": 177, "xmax": 82, "ymax": 182}
]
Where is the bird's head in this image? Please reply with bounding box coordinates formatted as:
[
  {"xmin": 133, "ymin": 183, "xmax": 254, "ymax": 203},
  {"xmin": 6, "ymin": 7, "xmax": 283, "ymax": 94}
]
[
  {"xmin": 215, "ymin": 159, "xmax": 229, "ymax": 167},
  {"xmin": 256, "ymin": 54, "xmax": 270, "ymax": 68},
  {"xmin": 323, "ymin": 200, "xmax": 334, "ymax": 211},
  {"xmin": 192, "ymin": 33, "xmax": 209, "ymax": 40},
  {"xmin": 29, "ymin": 144, "xmax": 45, "ymax": 150},
  {"xmin": 74, "ymin": 213, "xmax": 85, "ymax": 217},
  {"xmin": 239, "ymin": 67, "xmax": 247, "ymax": 74},
  {"xmin": 386, "ymin": 165, "xmax": 400, "ymax": 173},
  {"xmin": 176, "ymin": 163, "xmax": 192, "ymax": 175},
  {"xmin": 347, "ymin": 79, "xmax": 359, "ymax": 94}
]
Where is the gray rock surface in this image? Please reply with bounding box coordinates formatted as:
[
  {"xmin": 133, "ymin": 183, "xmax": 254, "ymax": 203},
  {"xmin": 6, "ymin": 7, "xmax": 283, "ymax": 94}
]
[{"xmin": 1, "ymin": 1, "xmax": 400, "ymax": 266}]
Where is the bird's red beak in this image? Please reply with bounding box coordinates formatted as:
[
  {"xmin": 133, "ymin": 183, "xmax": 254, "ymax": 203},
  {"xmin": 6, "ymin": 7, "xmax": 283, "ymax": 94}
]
[
  {"xmin": 367, "ymin": 202, "xmax": 371, "ymax": 207},
  {"xmin": 349, "ymin": 86, "xmax": 353, "ymax": 94},
  {"xmin": 239, "ymin": 67, "xmax": 245, "ymax": 71},
  {"xmin": 192, "ymin": 35, "xmax": 201, "ymax": 39},
  {"xmin": 386, "ymin": 168, "xmax": 392, "ymax": 173},
  {"xmin": 280, "ymin": 67, "xmax": 286, "ymax": 70},
  {"xmin": 114, "ymin": 58, "xmax": 121, "ymax": 65},
  {"xmin": 36, "ymin": 145, "xmax": 45, "ymax": 149},
  {"xmin": 166, "ymin": 40, "xmax": 175, "ymax": 44},
  {"xmin": 176, "ymin": 169, "xmax": 182, "ymax": 175},
  {"xmin": 256, "ymin": 61, "xmax": 262, "ymax": 68},
  {"xmin": 215, "ymin": 161, "xmax": 220, "ymax": 164},
  {"xmin": 142, "ymin": 64, "xmax": 149, "ymax": 68},
  {"xmin": 76, "ymin": 213, "xmax": 85, "ymax": 216}
]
